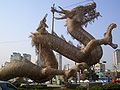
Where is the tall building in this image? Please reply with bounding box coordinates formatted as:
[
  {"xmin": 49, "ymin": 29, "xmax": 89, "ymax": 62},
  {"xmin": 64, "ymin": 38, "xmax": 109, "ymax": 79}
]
[
  {"xmin": 10, "ymin": 52, "xmax": 31, "ymax": 61},
  {"xmin": 10, "ymin": 52, "xmax": 22, "ymax": 61},
  {"xmin": 56, "ymin": 53, "xmax": 62, "ymax": 70},
  {"xmin": 36, "ymin": 54, "xmax": 44, "ymax": 66},
  {"xmin": 23, "ymin": 53, "xmax": 31, "ymax": 61},
  {"xmin": 113, "ymin": 49, "xmax": 120, "ymax": 68}
]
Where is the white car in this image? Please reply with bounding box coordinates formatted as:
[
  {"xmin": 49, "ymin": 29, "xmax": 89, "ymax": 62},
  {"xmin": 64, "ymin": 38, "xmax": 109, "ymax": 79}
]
[{"xmin": 0, "ymin": 81, "xmax": 17, "ymax": 90}]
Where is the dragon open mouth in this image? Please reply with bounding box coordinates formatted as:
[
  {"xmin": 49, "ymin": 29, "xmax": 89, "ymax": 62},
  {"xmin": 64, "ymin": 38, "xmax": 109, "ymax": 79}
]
[
  {"xmin": 81, "ymin": 2, "xmax": 101, "ymax": 26},
  {"xmin": 51, "ymin": 2, "xmax": 101, "ymax": 27}
]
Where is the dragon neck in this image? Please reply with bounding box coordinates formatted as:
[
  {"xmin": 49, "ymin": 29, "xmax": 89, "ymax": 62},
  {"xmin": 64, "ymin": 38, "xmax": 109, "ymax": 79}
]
[{"xmin": 66, "ymin": 18, "xmax": 95, "ymax": 46}]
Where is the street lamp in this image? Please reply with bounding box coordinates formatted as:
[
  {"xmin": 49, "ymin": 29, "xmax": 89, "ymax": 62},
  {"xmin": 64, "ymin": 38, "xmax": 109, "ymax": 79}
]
[{"xmin": 113, "ymin": 65, "xmax": 117, "ymax": 77}]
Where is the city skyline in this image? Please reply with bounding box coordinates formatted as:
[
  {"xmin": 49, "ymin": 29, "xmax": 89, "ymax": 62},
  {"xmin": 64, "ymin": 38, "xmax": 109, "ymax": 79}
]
[{"xmin": 0, "ymin": 0, "xmax": 120, "ymax": 69}]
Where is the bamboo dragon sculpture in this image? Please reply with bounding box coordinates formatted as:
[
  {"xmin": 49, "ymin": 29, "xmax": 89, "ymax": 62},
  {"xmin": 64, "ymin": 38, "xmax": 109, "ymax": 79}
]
[{"xmin": 0, "ymin": 2, "xmax": 118, "ymax": 83}]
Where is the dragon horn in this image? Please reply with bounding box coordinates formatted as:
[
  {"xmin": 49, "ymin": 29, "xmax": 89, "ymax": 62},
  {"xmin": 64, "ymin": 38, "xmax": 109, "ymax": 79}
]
[
  {"xmin": 30, "ymin": 32, "xmax": 36, "ymax": 36},
  {"xmin": 42, "ymin": 14, "xmax": 48, "ymax": 22},
  {"xmin": 58, "ymin": 6, "xmax": 68, "ymax": 14}
]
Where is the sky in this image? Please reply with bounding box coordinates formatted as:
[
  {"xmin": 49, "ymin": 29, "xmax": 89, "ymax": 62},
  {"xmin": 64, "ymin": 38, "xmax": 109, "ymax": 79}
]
[{"xmin": 0, "ymin": 0, "xmax": 120, "ymax": 69}]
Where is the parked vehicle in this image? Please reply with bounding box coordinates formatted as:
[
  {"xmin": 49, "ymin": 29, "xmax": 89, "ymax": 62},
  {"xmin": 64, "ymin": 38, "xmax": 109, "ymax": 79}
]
[
  {"xmin": 0, "ymin": 81, "xmax": 17, "ymax": 90},
  {"xmin": 112, "ymin": 77, "xmax": 120, "ymax": 83}
]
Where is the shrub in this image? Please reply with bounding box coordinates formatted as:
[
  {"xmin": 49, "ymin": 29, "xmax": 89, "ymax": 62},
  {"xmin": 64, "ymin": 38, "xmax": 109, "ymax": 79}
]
[
  {"xmin": 102, "ymin": 82, "xmax": 120, "ymax": 90},
  {"xmin": 90, "ymin": 85, "xmax": 103, "ymax": 90},
  {"xmin": 75, "ymin": 86, "xmax": 87, "ymax": 90}
]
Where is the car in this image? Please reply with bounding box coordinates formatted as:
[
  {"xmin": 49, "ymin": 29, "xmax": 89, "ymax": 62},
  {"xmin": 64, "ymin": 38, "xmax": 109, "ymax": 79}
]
[
  {"xmin": 0, "ymin": 81, "xmax": 17, "ymax": 90},
  {"xmin": 112, "ymin": 77, "xmax": 120, "ymax": 83}
]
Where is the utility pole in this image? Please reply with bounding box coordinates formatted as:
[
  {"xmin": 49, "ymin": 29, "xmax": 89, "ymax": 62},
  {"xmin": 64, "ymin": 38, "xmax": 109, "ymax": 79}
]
[{"xmin": 51, "ymin": 4, "xmax": 55, "ymax": 34}]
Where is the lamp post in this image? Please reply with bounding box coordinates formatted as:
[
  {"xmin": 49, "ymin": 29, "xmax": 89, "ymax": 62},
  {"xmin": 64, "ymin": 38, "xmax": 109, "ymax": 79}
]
[{"xmin": 113, "ymin": 65, "xmax": 117, "ymax": 77}]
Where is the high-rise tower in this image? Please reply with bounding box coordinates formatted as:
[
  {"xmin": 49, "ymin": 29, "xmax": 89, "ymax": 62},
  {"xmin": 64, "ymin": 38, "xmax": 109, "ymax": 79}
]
[{"xmin": 113, "ymin": 49, "xmax": 120, "ymax": 68}]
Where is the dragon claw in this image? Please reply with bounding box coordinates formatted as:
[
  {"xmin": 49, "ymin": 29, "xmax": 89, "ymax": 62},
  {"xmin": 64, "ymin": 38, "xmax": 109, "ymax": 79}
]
[
  {"xmin": 108, "ymin": 23, "xmax": 117, "ymax": 30},
  {"xmin": 109, "ymin": 43, "xmax": 118, "ymax": 49},
  {"xmin": 103, "ymin": 23, "xmax": 118, "ymax": 49}
]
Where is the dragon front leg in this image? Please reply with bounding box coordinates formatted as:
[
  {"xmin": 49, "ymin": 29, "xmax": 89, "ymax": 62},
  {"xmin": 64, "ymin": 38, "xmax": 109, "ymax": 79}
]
[
  {"xmin": 103, "ymin": 23, "xmax": 118, "ymax": 49},
  {"xmin": 83, "ymin": 23, "xmax": 118, "ymax": 55}
]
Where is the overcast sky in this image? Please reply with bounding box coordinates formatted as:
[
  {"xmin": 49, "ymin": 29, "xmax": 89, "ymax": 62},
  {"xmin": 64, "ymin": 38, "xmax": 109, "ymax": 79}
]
[{"xmin": 0, "ymin": 0, "xmax": 120, "ymax": 69}]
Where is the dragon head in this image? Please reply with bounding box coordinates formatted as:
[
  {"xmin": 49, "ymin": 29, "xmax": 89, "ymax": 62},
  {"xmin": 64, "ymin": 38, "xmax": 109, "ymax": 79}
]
[{"xmin": 51, "ymin": 2, "xmax": 101, "ymax": 26}]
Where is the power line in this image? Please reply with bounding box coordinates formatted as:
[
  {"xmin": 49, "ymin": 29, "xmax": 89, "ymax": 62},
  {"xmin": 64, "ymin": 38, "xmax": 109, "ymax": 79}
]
[{"xmin": 64, "ymin": 0, "xmax": 93, "ymax": 8}]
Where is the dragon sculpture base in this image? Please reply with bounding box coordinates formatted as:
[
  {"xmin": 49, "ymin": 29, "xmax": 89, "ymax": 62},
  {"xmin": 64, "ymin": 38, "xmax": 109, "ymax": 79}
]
[{"xmin": 0, "ymin": 2, "xmax": 118, "ymax": 84}]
